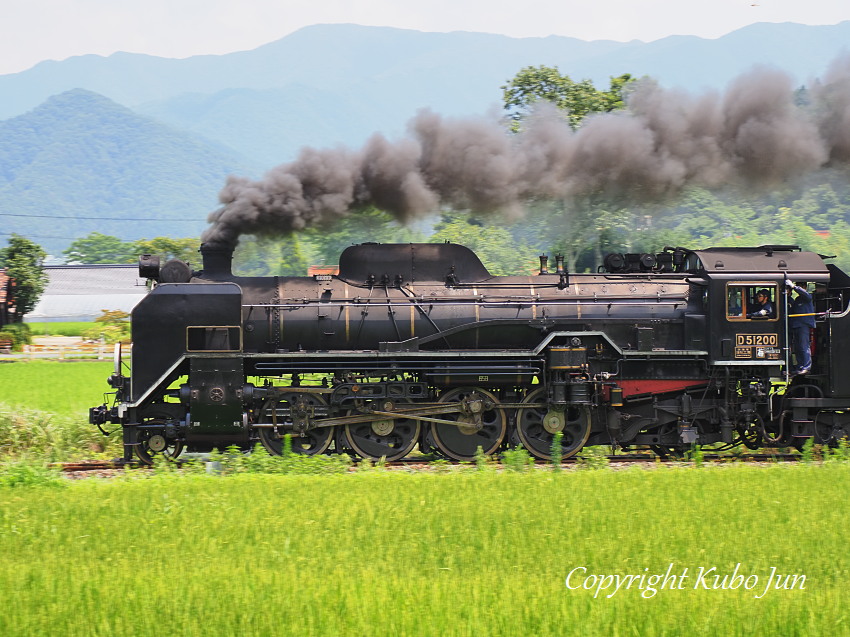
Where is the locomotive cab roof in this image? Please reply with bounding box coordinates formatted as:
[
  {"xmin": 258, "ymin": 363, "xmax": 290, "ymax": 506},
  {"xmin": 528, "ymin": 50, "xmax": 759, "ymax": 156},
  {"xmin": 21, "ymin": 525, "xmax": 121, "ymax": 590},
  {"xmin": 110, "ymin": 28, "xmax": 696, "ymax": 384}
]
[{"xmin": 687, "ymin": 245, "xmax": 830, "ymax": 282}]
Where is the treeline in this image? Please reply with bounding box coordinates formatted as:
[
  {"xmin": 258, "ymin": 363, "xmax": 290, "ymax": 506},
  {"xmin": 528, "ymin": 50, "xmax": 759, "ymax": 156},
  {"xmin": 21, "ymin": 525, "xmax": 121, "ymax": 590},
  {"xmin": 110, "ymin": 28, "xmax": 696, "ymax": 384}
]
[
  {"xmin": 60, "ymin": 171, "xmax": 850, "ymax": 277},
  {"xmin": 60, "ymin": 208, "xmax": 536, "ymax": 277}
]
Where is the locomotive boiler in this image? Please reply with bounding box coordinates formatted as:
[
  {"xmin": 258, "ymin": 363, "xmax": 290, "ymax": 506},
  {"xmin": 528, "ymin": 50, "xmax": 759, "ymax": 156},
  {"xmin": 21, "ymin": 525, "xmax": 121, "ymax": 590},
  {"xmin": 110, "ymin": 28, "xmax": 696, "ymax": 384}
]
[{"xmin": 90, "ymin": 242, "xmax": 850, "ymax": 463}]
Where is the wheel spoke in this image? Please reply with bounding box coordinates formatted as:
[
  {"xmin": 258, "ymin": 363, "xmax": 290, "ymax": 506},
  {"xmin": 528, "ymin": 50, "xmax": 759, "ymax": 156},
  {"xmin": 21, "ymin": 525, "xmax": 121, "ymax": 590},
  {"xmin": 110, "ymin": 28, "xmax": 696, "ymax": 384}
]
[
  {"xmin": 430, "ymin": 387, "xmax": 506, "ymax": 461},
  {"xmin": 343, "ymin": 400, "xmax": 421, "ymax": 461},
  {"xmin": 135, "ymin": 419, "xmax": 184, "ymax": 465},
  {"xmin": 516, "ymin": 388, "xmax": 591, "ymax": 460},
  {"xmin": 137, "ymin": 438, "xmax": 184, "ymax": 464},
  {"xmin": 256, "ymin": 393, "xmax": 333, "ymax": 456}
]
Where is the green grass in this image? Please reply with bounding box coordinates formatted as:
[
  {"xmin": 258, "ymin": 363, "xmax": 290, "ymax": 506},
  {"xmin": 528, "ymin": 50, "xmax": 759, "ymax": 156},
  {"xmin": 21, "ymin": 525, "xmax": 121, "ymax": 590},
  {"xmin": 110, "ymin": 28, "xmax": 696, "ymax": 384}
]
[
  {"xmin": 0, "ymin": 361, "xmax": 118, "ymax": 459},
  {"xmin": 0, "ymin": 360, "xmax": 113, "ymax": 416},
  {"xmin": 24, "ymin": 321, "xmax": 92, "ymax": 337},
  {"xmin": 0, "ymin": 465, "xmax": 845, "ymax": 636}
]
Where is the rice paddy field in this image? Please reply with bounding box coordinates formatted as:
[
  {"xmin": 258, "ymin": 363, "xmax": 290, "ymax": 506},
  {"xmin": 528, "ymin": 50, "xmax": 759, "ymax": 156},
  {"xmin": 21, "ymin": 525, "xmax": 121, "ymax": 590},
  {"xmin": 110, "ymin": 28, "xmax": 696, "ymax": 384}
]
[
  {"xmin": 0, "ymin": 360, "xmax": 113, "ymax": 415},
  {"xmin": 0, "ymin": 360, "xmax": 118, "ymax": 459},
  {"xmin": 24, "ymin": 322, "xmax": 92, "ymax": 337},
  {"xmin": 1, "ymin": 361, "xmax": 848, "ymax": 635},
  {"xmin": 0, "ymin": 466, "xmax": 847, "ymax": 636}
]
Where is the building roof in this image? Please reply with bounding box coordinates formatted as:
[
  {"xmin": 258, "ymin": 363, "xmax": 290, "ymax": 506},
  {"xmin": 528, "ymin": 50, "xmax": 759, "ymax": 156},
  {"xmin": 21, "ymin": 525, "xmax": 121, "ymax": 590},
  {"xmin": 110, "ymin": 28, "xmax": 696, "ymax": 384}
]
[
  {"xmin": 40, "ymin": 264, "xmax": 148, "ymax": 296},
  {"xmin": 25, "ymin": 264, "xmax": 149, "ymax": 322}
]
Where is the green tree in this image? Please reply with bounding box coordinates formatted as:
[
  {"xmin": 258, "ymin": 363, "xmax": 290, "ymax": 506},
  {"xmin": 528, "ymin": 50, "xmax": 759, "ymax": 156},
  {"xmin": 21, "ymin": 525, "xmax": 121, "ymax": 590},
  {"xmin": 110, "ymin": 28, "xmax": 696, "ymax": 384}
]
[
  {"xmin": 303, "ymin": 207, "xmax": 426, "ymax": 265},
  {"xmin": 502, "ymin": 65, "xmax": 634, "ymax": 131},
  {"xmin": 133, "ymin": 237, "xmax": 199, "ymax": 265},
  {"xmin": 501, "ymin": 66, "xmax": 635, "ymax": 269},
  {"xmin": 233, "ymin": 235, "xmax": 311, "ymax": 276},
  {"xmin": 0, "ymin": 234, "xmax": 49, "ymax": 322},
  {"xmin": 63, "ymin": 232, "xmax": 135, "ymax": 264},
  {"xmin": 787, "ymin": 183, "xmax": 846, "ymax": 230},
  {"xmin": 429, "ymin": 213, "xmax": 536, "ymax": 275},
  {"xmin": 64, "ymin": 233, "xmax": 201, "ymax": 265},
  {"xmin": 82, "ymin": 309, "xmax": 131, "ymax": 343}
]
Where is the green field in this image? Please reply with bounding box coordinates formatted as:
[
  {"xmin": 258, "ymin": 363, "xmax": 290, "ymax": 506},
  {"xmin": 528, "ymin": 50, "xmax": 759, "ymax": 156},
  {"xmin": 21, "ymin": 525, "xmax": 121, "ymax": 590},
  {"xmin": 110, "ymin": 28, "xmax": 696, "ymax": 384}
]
[
  {"xmin": 0, "ymin": 361, "xmax": 117, "ymax": 458},
  {"xmin": 24, "ymin": 322, "xmax": 92, "ymax": 337},
  {"xmin": 0, "ymin": 364, "xmax": 843, "ymax": 635},
  {"xmin": 0, "ymin": 360, "xmax": 113, "ymax": 415},
  {"xmin": 0, "ymin": 465, "xmax": 844, "ymax": 636}
]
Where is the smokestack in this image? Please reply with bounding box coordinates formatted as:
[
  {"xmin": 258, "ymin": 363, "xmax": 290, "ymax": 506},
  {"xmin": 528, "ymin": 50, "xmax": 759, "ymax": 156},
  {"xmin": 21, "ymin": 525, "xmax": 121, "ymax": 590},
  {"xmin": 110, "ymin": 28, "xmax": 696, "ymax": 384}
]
[{"xmin": 199, "ymin": 243, "xmax": 234, "ymax": 279}]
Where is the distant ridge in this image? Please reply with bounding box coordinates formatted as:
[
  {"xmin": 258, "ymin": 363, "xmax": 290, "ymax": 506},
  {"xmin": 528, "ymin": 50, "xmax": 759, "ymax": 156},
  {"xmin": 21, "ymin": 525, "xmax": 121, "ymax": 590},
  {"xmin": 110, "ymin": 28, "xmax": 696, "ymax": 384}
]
[
  {"xmin": 0, "ymin": 89, "xmax": 255, "ymax": 254},
  {"xmin": 2, "ymin": 22, "xmax": 849, "ymax": 120},
  {"xmin": 2, "ymin": 22, "xmax": 850, "ymax": 164}
]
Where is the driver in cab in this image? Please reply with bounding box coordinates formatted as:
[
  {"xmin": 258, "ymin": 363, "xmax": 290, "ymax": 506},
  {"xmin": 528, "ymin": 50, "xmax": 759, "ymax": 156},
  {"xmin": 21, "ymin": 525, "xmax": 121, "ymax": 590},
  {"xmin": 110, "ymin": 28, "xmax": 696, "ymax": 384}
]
[{"xmin": 747, "ymin": 289, "xmax": 775, "ymax": 319}]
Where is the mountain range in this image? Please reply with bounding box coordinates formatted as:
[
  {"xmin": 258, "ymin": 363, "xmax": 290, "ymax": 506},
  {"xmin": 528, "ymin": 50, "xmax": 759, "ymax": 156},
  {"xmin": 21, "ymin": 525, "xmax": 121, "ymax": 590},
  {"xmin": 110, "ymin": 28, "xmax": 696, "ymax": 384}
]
[{"xmin": 1, "ymin": 21, "xmax": 850, "ymax": 255}]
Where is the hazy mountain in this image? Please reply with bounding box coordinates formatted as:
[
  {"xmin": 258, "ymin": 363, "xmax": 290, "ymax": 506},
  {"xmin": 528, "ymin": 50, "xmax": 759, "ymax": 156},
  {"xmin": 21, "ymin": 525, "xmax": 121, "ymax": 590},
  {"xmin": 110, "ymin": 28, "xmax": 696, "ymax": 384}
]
[
  {"xmin": 136, "ymin": 84, "xmax": 386, "ymax": 168},
  {"xmin": 2, "ymin": 22, "xmax": 850, "ymax": 166},
  {"xmin": 0, "ymin": 89, "xmax": 256, "ymax": 254}
]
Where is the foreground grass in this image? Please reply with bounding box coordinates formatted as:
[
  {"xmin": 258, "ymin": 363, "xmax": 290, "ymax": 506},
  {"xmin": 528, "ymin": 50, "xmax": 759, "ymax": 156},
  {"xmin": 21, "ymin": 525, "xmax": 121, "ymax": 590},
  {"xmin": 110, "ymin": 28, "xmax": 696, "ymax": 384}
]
[{"xmin": 0, "ymin": 464, "xmax": 846, "ymax": 636}]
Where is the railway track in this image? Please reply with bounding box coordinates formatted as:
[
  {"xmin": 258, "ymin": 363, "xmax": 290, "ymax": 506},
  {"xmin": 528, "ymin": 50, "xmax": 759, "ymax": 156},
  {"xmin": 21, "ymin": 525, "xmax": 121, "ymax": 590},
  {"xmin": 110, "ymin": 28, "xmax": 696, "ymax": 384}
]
[{"xmin": 54, "ymin": 452, "xmax": 802, "ymax": 473}]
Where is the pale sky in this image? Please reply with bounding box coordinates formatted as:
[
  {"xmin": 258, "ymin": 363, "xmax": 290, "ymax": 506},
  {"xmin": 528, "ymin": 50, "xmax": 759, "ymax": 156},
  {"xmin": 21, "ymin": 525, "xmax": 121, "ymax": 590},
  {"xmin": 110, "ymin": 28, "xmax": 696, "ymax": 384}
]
[{"xmin": 2, "ymin": 0, "xmax": 849, "ymax": 76}]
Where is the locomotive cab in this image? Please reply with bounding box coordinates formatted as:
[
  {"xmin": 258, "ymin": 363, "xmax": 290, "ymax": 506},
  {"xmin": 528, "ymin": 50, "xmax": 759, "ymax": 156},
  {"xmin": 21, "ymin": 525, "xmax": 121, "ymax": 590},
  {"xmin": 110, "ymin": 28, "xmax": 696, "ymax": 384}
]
[{"xmin": 691, "ymin": 246, "xmax": 830, "ymax": 373}]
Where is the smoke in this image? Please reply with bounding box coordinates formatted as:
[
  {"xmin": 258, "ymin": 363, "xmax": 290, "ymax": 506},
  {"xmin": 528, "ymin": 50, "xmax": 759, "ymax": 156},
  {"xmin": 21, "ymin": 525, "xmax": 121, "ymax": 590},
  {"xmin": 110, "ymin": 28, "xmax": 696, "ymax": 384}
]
[{"xmin": 202, "ymin": 57, "xmax": 850, "ymax": 248}]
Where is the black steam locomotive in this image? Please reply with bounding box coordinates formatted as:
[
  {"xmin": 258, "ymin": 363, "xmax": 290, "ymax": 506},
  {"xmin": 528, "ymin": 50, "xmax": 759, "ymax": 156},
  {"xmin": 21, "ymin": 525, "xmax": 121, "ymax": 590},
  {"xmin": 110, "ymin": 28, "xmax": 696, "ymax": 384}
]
[{"xmin": 90, "ymin": 242, "xmax": 850, "ymax": 463}]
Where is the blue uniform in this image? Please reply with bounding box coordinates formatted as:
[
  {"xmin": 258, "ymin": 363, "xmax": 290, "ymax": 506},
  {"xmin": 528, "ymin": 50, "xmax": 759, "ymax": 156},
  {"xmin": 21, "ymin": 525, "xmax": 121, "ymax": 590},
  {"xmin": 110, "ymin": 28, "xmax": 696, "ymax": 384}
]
[
  {"xmin": 748, "ymin": 299, "xmax": 774, "ymax": 318},
  {"xmin": 788, "ymin": 285, "xmax": 814, "ymax": 373}
]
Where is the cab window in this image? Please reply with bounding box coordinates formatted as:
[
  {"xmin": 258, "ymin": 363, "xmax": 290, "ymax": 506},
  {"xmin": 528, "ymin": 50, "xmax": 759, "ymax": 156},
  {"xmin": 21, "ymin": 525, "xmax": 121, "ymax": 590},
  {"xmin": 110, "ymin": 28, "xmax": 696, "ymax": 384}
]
[
  {"xmin": 187, "ymin": 326, "xmax": 242, "ymax": 351},
  {"xmin": 726, "ymin": 284, "xmax": 778, "ymax": 321}
]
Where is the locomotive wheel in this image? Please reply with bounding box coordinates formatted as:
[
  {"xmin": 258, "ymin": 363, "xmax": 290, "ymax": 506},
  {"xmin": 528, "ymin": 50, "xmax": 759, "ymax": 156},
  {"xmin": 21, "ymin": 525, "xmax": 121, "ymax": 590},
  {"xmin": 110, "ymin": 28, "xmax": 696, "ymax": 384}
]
[
  {"xmin": 515, "ymin": 388, "xmax": 591, "ymax": 460},
  {"xmin": 135, "ymin": 422, "xmax": 185, "ymax": 465},
  {"xmin": 430, "ymin": 387, "xmax": 507, "ymax": 461},
  {"xmin": 343, "ymin": 400, "xmax": 421, "ymax": 461},
  {"xmin": 257, "ymin": 394, "xmax": 333, "ymax": 456}
]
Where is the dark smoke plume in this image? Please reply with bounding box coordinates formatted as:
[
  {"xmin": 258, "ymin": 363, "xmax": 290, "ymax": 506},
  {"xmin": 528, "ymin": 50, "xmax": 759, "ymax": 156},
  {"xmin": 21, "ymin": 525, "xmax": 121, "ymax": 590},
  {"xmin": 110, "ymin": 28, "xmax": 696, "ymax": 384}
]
[{"xmin": 203, "ymin": 57, "xmax": 850, "ymax": 248}]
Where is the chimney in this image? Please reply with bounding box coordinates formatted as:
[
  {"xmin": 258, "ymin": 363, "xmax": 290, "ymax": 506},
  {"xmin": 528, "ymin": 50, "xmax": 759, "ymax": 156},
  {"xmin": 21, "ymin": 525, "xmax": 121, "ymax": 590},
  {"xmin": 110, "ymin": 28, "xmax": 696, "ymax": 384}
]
[{"xmin": 200, "ymin": 243, "xmax": 234, "ymax": 279}]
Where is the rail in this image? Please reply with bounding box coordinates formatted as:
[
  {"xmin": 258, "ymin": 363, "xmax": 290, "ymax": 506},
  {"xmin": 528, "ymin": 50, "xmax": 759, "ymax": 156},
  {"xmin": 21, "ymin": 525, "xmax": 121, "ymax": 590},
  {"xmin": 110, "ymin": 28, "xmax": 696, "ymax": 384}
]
[{"xmin": 54, "ymin": 452, "xmax": 803, "ymax": 474}]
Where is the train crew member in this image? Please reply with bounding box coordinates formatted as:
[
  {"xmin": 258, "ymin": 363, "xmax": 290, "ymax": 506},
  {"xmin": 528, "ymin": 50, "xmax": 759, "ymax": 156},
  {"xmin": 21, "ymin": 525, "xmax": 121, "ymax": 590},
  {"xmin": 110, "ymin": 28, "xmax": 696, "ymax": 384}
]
[
  {"xmin": 747, "ymin": 289, "xmax": 775, "ymax": 319},
  {"xmin": 786, "ymin": 281, "xmax": 815, "ymax": 374}
]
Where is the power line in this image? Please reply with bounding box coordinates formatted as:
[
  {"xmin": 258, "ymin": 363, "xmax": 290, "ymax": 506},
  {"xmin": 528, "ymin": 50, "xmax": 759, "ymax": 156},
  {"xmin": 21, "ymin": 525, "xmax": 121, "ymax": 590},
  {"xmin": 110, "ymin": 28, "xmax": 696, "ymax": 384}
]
[
  {"xmin": 0, "ymin": 213, "xmax": 207, "ymax": 221},
  {"xmin": 0, "ymin": 231, "xmax": 201, "ymax": 240},
  {"xmin": 0, "ymin": 232, "xmax": 83, "ymax": 239}
]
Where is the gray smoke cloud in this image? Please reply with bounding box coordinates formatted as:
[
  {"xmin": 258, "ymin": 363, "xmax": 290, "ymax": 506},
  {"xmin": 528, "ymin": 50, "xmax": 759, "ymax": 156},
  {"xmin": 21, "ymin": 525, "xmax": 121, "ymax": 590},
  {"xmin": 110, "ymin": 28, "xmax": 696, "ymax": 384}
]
[{"xmin": 203, "ymin": 57, "xmax": 850, "ymax": 248}]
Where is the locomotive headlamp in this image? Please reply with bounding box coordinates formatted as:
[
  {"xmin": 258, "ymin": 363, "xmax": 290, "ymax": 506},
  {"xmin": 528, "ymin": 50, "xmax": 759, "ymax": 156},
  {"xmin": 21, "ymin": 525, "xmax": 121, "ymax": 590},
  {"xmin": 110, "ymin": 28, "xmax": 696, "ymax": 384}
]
[{"xmin": 138, "ymin": 254, "xmax": 160, "ymax": 280}]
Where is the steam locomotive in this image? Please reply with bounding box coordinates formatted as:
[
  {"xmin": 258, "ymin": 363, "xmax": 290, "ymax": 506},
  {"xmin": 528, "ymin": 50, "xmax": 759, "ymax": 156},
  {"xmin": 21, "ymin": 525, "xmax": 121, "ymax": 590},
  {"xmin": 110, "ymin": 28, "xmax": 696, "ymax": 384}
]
[{"xmin": 89, "ymin": 242, "xmax": 850, "ymax": 463}]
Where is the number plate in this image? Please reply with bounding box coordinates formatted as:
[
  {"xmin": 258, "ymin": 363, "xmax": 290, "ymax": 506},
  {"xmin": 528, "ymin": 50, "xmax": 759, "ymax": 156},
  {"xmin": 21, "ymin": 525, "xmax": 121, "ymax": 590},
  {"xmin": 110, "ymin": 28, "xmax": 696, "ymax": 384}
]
[
  {"xmin": 734, "ymin": 334, "xmax": 780, "ymax": 359},
  {"xmin": 735, "ymin": 334, "xmax": 778, "ymax": 347}
]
